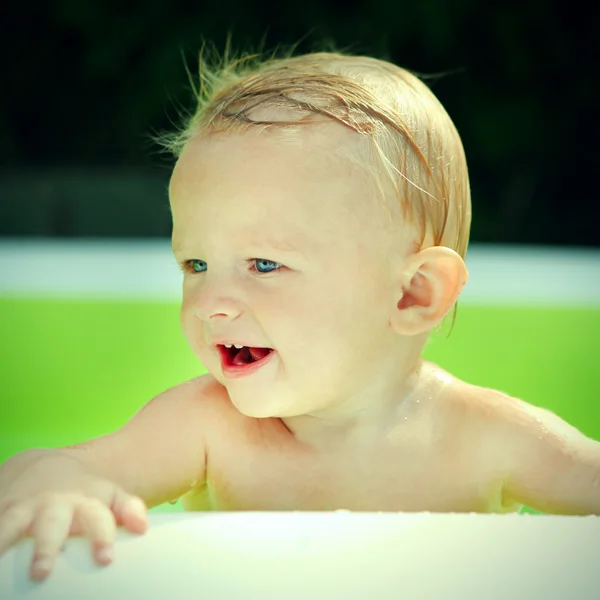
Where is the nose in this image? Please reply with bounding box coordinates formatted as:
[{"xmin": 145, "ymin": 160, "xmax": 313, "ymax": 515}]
[
  {"xmin": 192, "ymin": 305, "xmax": 234, "ymax": 321},
  {"xmin": 185, "ymin": 273, "xmax": 245, "ymax": 323},
  {"xmin": 189, "ymin": 290, "xmax": 241, "ymax": 322}
]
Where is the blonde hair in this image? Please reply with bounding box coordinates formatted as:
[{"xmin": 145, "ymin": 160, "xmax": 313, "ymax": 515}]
[{"xmin": 158, "ymin": 44, "xmax": 471, "ymax": 262}]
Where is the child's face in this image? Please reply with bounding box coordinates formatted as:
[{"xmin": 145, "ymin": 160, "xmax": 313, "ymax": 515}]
[{"xmin": 169, "ymin": 124, "xmax": 416, "ymax": 420}]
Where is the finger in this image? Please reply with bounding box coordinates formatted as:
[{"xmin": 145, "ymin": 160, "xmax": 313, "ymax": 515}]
[
  {"xmin": 112, "ymin": 492, "xmax": 148, "ymax": 534},
  {"xmin": 0, "ymin": 503, "xmax": 33, "ymax": 556},
  {"xmin": 29, "ymin": 502, "xmax": 74, "ymax": 581},
  {"xmin": 74, "ymin": 499, "xmax": 117, "ymax": 566},
  {"xmin": 0, "ymin": 498, "xmax": 15, "ymax": 518}
]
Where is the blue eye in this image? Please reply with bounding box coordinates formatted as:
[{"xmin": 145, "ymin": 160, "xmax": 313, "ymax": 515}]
[
  {"xmin": 183, "ymin": 258, "xmax": 282, "ymax": 274},
  {"xmin": 253, "ymin": 258, "xmax": 282, "ymax": 273}
]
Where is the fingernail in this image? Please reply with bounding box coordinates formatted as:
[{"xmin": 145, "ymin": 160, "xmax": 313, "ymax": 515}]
[
  {"xmin": 97, "ymin": 547, "xmax": 113, "ymax": 564},
  {"xmin": 32, "ymin": 558, "xmax": 51, "ymax": 577}
]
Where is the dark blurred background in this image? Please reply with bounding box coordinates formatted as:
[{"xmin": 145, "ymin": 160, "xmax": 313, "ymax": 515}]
[{"xmin": 1, "ymin": 0, "xmax": 598, "ymax": 246}]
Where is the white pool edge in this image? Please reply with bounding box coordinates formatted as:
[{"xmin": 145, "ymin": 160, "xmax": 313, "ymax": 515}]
[
  {"xmin": 0, "ymin": 239, "xmax": 598, "ymax": 306},
  {"xmin": 1, "ymin": 512, "xmax": 599, "ymax": 600}
]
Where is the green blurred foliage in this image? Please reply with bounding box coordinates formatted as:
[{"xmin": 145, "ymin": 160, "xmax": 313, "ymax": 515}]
[{"xmin": 1, "ymin": 0, "xmax": 597, "ymax": 245}]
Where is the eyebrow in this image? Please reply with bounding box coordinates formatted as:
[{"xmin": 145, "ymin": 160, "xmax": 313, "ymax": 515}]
[
  {"xmin": 172, "ymin": 237, "xmax": 306, "ymax": 256},
  {"xmin": 256, "ymin": 239, "xmax": 304, "ymax": 253}
]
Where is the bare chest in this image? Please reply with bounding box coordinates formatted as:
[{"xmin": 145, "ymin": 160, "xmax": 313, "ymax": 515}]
[{"xmin": 183, "ymin": 423, "xmax": 511, "ymax": 513}]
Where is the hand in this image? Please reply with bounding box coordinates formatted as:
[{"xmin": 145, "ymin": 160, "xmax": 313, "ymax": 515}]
[{"xmin": 0, "ymin": 464, "xmax": 148, "ymax": 581}]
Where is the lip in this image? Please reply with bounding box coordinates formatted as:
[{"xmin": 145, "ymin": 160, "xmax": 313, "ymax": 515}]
[{"xmin": 218, "ymin": 345, "xmax": 276, "ymax": 379}]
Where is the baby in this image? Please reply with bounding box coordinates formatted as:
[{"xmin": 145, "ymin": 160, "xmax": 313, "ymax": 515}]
[{"xmin": 1, "ymin": 49, "xmax": 599, "ymax": 582}]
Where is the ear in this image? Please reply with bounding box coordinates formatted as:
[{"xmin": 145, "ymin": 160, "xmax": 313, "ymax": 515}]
[{"xmin": 390, "ymin": 247, "xmax": 468, "ymax": 336}]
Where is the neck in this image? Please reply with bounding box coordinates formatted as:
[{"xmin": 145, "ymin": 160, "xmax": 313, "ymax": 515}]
[{"xmin": 280, "ymin": 351, "xmax": 425, "ymax": 453}]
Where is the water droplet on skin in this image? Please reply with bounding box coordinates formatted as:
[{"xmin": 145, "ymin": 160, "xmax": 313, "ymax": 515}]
[{"xmin": 168, "ymin": 498, "xmax": 178, "ymax": 505}]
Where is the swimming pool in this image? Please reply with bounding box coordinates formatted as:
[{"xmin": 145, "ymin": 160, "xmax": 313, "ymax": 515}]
[
  {"xmin": 1, "ymin": 240, "xmax": 599, "ymax": 599},
  {"xmin": 1, "ymin": 239, "xmax": 599, "ymax": 516}
]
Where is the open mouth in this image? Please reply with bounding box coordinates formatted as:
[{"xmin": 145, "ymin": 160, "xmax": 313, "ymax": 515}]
[{"xmin": 219, "ymin": 345, "xmax": 274, "ymax": 367}]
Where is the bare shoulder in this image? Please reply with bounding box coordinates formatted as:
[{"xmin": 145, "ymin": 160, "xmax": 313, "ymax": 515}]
[
  {"xmin": 168, "ymin": 373, "xmax": 256, "ymax": 437},
  {"xmin": 445, "ymin": 379, "xmax": 543, "ymax": 439},
  {"xmin": 414, "ymin": 362, "xmax": 501, "ymax": 446},
  {"xmin": 419, "ymin": 366, "xmax": 529, "ymax": 451},
  {"xmin": 455, "ymin": 383, "xmax": 600, "ymax": 515},
  {"xmin": 190, "ymin": 373, "xmax": 247, "ymax": 418},
  {"xmin": 56, "ymin": 374, "xmax": 232, "ymax": 508},
  {"xmin": 133, "ymin": 374, "xmax": 229, "ymax": 418},
  {"xmin": 422, "ymin": 378, "xmax": 533, "ymax": 492},
  {"xmin": 455, "ymin": 382, "xmax": 570, "ymax": 436},
  {"xmin": 92, "ymin": 374, "xmax": 234, "ymax": 456},
  {"xmin": 428, "ymin": 364, "xmax": 533, "ymax": 423},
  {"xmin": 447, "ymin": 379, "xmax": 597, "ymax": 463}
]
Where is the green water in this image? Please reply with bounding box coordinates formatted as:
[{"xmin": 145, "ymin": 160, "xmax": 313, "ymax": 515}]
[{"xmin": 1, "ymin": 298, "xmax": 598, "ymax": 515}]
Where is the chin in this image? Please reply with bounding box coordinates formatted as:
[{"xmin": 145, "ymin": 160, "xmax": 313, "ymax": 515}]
[
  {"xmin": 229, "ymin": 394, "xmax": 302, "ymax": 420},
  {"xmin": 231, "ymin": 402, "xmax": 276, "ymax": 419}
]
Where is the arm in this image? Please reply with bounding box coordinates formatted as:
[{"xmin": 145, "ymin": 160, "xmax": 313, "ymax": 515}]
[
  {"xmin": 495, "ymin": 393, "xmax": 600, "ymax": 515},
  {"xmin": 0, "ymin": 375, "xmax": 212, "ymax": 581},
  {"xmin": 58, "ymin": 375, "xmax": 210, "ymax": 509}
]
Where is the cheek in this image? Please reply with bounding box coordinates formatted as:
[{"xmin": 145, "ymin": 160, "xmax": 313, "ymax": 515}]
[
  {"xmin": 179, "ymin": 299, "xmax": 190, "ymax": 330},
  {"xmin": 180, "ymin": 300, "xmax": 200, "ymax": 350}
]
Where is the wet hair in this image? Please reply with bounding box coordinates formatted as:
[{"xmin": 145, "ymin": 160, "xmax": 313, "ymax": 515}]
[{"xmin": 157, "ymin": 43, "xmax": 471, "ymax": 262}]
